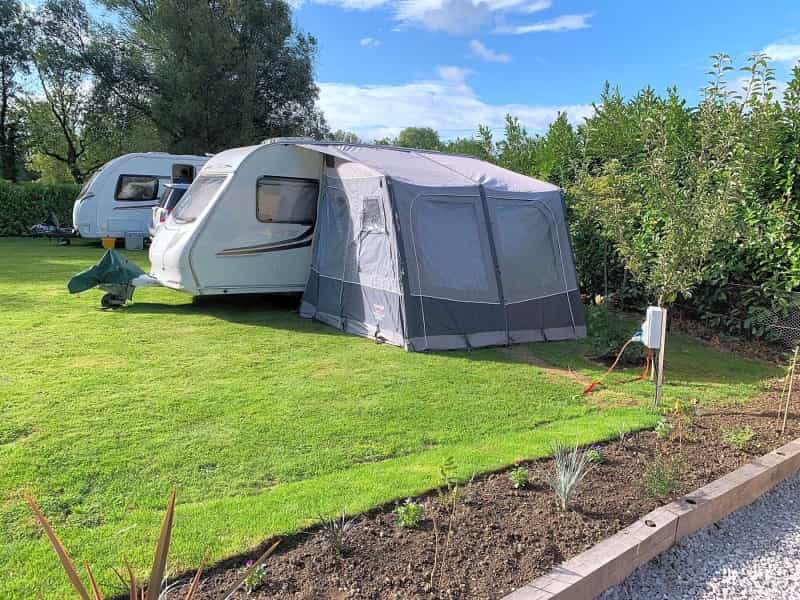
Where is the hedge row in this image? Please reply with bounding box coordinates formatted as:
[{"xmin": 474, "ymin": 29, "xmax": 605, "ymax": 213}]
[{"xmin": 0, "ymin": 181, "xmax": 80, "ymax": 236}]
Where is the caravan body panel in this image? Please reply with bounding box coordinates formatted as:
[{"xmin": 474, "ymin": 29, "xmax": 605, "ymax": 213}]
[
  {"xmin": 72, "ymin": 153, "xmax": 208, "ymax": 239},
  {"xmin": 148, "ymin": 143, "xmax": 325, "ymax": 295}
]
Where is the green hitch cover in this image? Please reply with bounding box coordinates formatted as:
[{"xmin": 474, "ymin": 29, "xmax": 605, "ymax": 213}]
[{"xmin": 67, "ymin": 249, "xmax": 145, "ymax": 294}]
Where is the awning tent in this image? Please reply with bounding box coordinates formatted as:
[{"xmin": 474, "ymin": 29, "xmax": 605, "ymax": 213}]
[{"xmin": 297, "ymin": 142, "xmax": 586, "ymax": 351}]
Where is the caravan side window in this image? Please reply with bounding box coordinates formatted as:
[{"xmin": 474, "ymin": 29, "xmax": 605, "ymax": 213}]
[
  {"xmin": 256, "ymin": 177, "xmax": 318, "ymax": 225},
  {"xmin": 115, "ymin": 175, "xmax": 159, "ymax": 201}
]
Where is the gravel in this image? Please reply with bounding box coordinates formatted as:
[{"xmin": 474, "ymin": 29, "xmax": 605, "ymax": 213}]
[{"xmin": 600, "ymin": 472, "xmax": 800, "ymax": 600}]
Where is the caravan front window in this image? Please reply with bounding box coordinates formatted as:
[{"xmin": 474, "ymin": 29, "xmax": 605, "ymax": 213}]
[
  {"xmin": 256, "ymin": 177, "xmax": 318, "ymax": 225},
  {"xmin": 172, "ymin": 176, "xmax": 227, "ymax": 223},
  {"xmin": 115, "ymin": 175, "xmax": 159, "ymax": 201}
]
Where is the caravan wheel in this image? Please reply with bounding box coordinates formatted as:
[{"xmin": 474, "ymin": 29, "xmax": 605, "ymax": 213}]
[{"xmin": 100, "ymin": 293, "xmax": 124, "ymax": 309}]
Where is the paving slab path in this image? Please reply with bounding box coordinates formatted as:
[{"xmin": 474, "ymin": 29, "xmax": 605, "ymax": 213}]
[{"xmin": 600, "ymin": 471, "xmax": 800, "ymax": 600}]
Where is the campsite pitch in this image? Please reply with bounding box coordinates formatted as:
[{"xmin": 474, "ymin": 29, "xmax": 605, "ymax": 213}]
[{"xmin": 0, "ymin": 238, "xmax": 778, "ymax": 597}]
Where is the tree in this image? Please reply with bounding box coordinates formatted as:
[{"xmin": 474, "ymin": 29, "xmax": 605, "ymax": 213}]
[
  {"xmin": 24, "ymin": 0, "xmax": 164, "ymax": 183},
  {"xmin": 441, "ymin": 132, "xmax": 493, "ymax": 161},
  {"xmin": 394, "ymin": 127, "xmax": 442, "ymax": 150},
  {"xmin": 0, "ymin": 0, "xmax": 32, "ymax": 181},
  {"xmin": 327, "ymin": 129, "xmax": 361, "ymax": 144},
  {"xmin": 531, "ymin": 112, "xmax": 580, "ymax": 187},
  {"xmin": 496, "ymin": 115, "xmax": 535, "ymax": 174},
  {"xmin": 26, "ymin": 0, "xmax": 104, "ymax": 183},
  {"xmin": 571, "ymin": 57, "xmax": 743, "ymax": 306},
  {"xmin": 95, "ymin": 0, "xmax": 325, "ymax": 153}
]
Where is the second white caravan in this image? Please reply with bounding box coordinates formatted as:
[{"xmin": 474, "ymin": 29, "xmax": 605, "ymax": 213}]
[{"xmin": 72, "ymin": 152, "xmax": 208, "ymax": 240}]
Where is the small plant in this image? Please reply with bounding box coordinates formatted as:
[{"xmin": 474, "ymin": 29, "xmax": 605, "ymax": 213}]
[
  {"xmin": 618, "ymin": 423, "xmax": 628, "ymax": 447},
  {"xmin": 26, "ymin": 490, "xmax": 279, "ymax": 600},
  {"xmin": 319, "ymin": 508, "xmax": 356, "ymax": 556},
  {"xmin": 643, "ymin": 456, "xmax": 683, "ymax": 498},
  {"xmin": 242, "ymin": 561, "xmax": 268, "ymax": 594},
  {"xmin": 394, "ymin": 499, "xmax": 425, "ymax": 528},
  {"xmin": 431, "ymin": 457, "xmax": 461, "ymax": 589},
  {"xmin": 722, "ymin": 426, "xmax": 755, "ymax": 449},
  {"xmin": 585, "ymin": 447, "xmax": 604, "ymax": 464},
  {"xmin": 671, "ymin": 399, "xmax": 698, "ymax": 449},
  {"xmin": 509, "ymin": 466, "xmax": 529, "ymax": 489},
  {"xmin": 655, "ymin": 418, "xmax": 674, "ymax": 440},
  {"xmin": 547, "ymin": 441, "xmax": 590, "ymax": 511}
]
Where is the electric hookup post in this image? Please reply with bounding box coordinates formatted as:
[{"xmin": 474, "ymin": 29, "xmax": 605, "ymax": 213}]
[{"xmin": 640, "ymin": 306, "xmax": 667, "ymax": 408}]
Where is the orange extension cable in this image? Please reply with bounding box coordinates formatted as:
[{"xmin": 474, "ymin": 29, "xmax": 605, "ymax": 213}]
[{"xmin": 582, "ymin": 341, "xmax": 652, "ymax": 395}]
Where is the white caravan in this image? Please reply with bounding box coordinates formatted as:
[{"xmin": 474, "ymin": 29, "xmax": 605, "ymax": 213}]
[
  {"xmin": 72, "ymin": 152, "xmax": 208, "ymax": 239},
  {"xmin": 147, "ymin": 140, "xmax": 322, "ymax": 295}
]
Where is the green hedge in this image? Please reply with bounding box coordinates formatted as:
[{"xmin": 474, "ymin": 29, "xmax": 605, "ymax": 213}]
[{"xmin": 0, "ymin": 181, "xmax": 80, "ymax": 236}]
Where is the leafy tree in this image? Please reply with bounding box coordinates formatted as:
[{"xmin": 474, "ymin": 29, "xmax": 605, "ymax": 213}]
[
  {"xmin": 496, "ymin": 115, "xmax": 535, "ymax": 174},
  {"xmin": 24, "ymin": 0, "xmax": 165, "ymax": 183},
  {"xmin": 442, "ymin": 133, "xmax": 493, "ymax": 161},
  {"xmin": 327, "ymin": 129, "xmax": 361, "ymax": 144},
  {"xmin": 532, "ymin": 112, "xmax": 580, "ymax": 187},
  {"xmin": 0, "ymin": 0, "xmax": 32, "ymax": 181},
  {"xmin": 26, "ymin": 0, "xmax": 103, "ymax": 183},
  {"xmin": 94, "ymin": 0, "xmax": 325, "ymax": 153},
  {"xmin": 394, "ymin": 127, "xmax": 442, "ymax": 150},
  {"xmin": 572, "ymin": 58, "xmax": 742, "ymax": 306}
]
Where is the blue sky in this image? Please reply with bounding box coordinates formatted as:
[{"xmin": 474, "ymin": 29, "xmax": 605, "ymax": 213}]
[{"xmin": 291, "ymin": 0, "xmax": 800, "ymax": 140}]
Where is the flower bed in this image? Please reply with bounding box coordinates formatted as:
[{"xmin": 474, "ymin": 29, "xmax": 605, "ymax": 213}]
[{"xmin": 173, "ymin": 382, "xmax": 798, "ymax": 599}]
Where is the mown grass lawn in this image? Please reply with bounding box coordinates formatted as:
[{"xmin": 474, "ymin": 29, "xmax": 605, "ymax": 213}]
[{"xmin": 0, "ymin": 238, "xmax": 779, "ymax": 598}]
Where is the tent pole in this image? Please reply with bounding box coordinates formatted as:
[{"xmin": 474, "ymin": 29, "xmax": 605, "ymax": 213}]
[
  {"xmin": 477, "ymin": 184, "xmax": 510, "ymax": 346},
  {"xmin": 384, "ymin": 176, "xmax": 413, "ymax": 350}
]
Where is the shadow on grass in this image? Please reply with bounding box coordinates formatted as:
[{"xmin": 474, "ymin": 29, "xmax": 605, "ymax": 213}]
[{"xmin": 126, "ymin": 295, "xmax": 778, "ymax": 393}]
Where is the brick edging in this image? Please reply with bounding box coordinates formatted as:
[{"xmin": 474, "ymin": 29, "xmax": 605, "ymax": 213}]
[{"xmin": 504, "ymin": 437, "xmax": 800, "ymax": 600}]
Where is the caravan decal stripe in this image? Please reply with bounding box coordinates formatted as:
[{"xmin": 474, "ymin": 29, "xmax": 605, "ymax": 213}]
[
  {"xmin": 113, "ymin": 204, "xmax": 158, "ymax": 210},
  {"xmin": 217, "ymin": 227, "xmax": 314, "ymax": 257}
]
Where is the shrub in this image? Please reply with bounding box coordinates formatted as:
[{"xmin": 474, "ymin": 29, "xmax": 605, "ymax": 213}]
[
  {"xmin": 585, "ymin": 302, "xmax": 645, "ymax": 364},
  {"xmin": 394, "ymin": 500, "xmax": 425, "ymax": 528},
  {"xmin": 585, "ymin": 447, "xmax": 604, "ymax": 464},
  {"xmin": 548, "ymin": 441, "xmax": 590, "ymax": 511},
  {"xmin": 722, "ymin": 426, "xmax": 755, "ymax": 449},
  {"xmin": 509, "ymin": 466, "xmax": 529, "ymax": 489},
  {"xmin": 0, "ymin": 181, "xmax": 80, "ymax": 236},
  {"xmin": 655, "ymin": 419, "xmax": 674, "ymax": 440},
  {"xmin": 643, "ymin": 457, "xmax": 683, "ymax": 498}
]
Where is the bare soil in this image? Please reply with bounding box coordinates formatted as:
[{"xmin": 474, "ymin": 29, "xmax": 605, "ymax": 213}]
[{"xmin": 172, "ymin": 377, "xmax": 799, "ymax": 600}]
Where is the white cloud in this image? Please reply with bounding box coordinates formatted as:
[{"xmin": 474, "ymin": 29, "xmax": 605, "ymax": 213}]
[
  {"xmin": 360, "ymin": 37, "xmax": 381, "ymax": 47},
  {"xmin": 317, "ymin": 71, "xmax": 592, "ymax": 141},
  {"xmin": 763, "ymin": 43, "xmax": 800, "ymax": 64},
  {"xmin": 304, "ymin": 0, "xmax": 590, "ymax": 36},
  {"xmin": 396, "ymin": 0, "xmax": 493, "ymax": 34},
  {"xmin": 520, "ymin": 0, "xmax": 551, "ymax": 13},
  {"xmin": 436, "ymin": 65, "xmax": 472, "ymax": 84},
  {"xmin": 469, "ymin": 39, "xmax": 511, "ymax": 62},
  {"xmin": 496, "ymin": 12, "xmax": 592, "ymax": 34}
]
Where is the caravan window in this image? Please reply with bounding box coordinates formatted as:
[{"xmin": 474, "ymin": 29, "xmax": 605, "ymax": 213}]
[
  {"xmin": 172, "ymin": 176, "xmax": 227, "ymax": 223},
  {"xmin": 256, "ymin": 177, "xmax": 318, "ymax": 225},
  {"xmin": 115, "ymin": 175, "xmax": 159, "ymax": 201}
]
